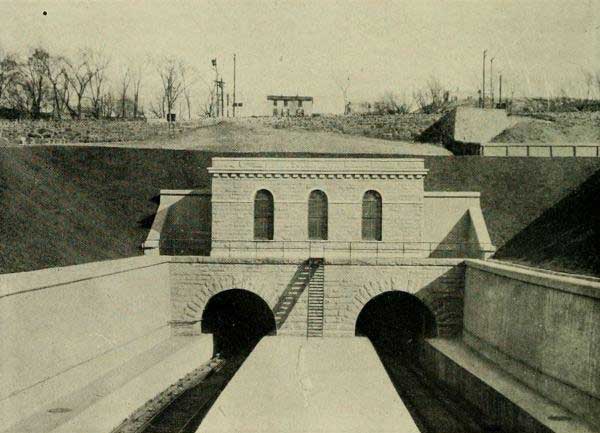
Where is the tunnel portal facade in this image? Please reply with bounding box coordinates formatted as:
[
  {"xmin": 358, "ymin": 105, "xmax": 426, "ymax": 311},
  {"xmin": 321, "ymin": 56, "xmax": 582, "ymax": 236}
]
[
  {"xmin": 154, "ymin": 157, "xmax": 490, "ymax": 340},
  {"xmin": 170, "ymin": 258, "xmax": 464, "ymax": 338}
]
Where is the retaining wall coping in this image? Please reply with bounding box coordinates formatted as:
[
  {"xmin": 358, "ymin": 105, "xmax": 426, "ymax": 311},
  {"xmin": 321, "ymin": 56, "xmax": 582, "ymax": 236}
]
[
  {"xmin": 169, "ymin": 255, "xmax": 464, "ymax": 267},
  {"xmin": 159, "ymin": 189, "xmax": 211, "ymax": 196},
  {"xmin": 424, "ymin": 191, "xmax": 481, "ymax": 198},
  {"xmin": 481, "ymin": 141, "xmax": 600, "ymax": 147},
  {"xmin": 0, "ymin": 256, "xmax": 170, "ymax": 299},
  {"xmin": 466, "ymin": 259, "xmax": 600, "ymax": 300}
]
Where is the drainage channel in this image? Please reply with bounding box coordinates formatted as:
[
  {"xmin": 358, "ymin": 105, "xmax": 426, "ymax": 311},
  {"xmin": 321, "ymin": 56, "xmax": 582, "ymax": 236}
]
[{"xmin": 375, "ymin": 346, "xmax": 503, "ymax": 433}]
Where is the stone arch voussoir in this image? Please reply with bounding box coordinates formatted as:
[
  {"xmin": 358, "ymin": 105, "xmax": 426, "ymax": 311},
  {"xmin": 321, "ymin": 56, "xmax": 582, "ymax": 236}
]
[
  {"xmin": 346, "ymin": 278, "xmax": 446, "ymax": 334},
  {"xmin": 180, "ymin": 274, "xmax": 272, "ymax": 322}
]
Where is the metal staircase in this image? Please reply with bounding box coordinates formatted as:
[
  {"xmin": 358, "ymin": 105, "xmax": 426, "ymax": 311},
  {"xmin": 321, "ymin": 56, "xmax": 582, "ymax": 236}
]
[
  {"xmin": 273, "ymin": 261, "xmax": 315, "ymax": 329},
  {"xmin": 307, "ymin": 259, "xmax": 324, "ymax": 337}
]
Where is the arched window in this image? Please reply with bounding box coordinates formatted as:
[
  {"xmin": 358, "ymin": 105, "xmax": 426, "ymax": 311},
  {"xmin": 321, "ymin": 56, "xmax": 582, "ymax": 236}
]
[
  {"xmin": 308, "ymin": 190, "xmax": 328, "ymax": 240},
  {"xmin": 362, "ymin": 190, "xmax": 382, "ymax": 241},
  {"xmin": 254, "ymin": 190, "xmax": 274, "ymax": 240}
]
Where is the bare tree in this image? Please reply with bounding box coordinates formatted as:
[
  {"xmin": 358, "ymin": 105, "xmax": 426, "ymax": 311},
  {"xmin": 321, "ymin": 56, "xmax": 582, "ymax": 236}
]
[
  {"xmin": 373, "ymin": 91, "xmax": 411, "ymax": 114},
  {"xmin": 180, "ymin": 64, "xmax": 194, "ymax": 120},
  {"xmin": 21, "ymin": 48, "xmax": 50, "ymax": 118},
  {"xmin": 131, "ymin": 63, "xmax": 143, "ymax": 118},
  {"xmin": 63, "ymin": 50, "xmax": 93, "ymax": 118},
  {"xmin": 87, "ymin": 51, "xmax": 110, "ymax": 119},
  {"xmin": 413, "ymin": 76, "xmax": 448, "ymax": 114},
  {"xmin": 0, "ymin": 49, "xmax": 20, "ymax": 108},
  {"xmin": 200, "ymin": 84, "xmax": 216, "ymax": 117},
  {"xmin": 149, "ymin": 93, "xmax": 166, "ymax": 119},
  {"xmin": 333, "ymin": 73, "xmax": 351, "ymax": 114},
  {"xmin": 119, "ymin": 66, "xmax": 130, "ymax": 118},
  {"xmin": 40, "ymin": 51, "xmax": 69, "ymax": 119},
  {"xmin": 156, "ymin": 57, "xmax": 184, "ymax": 123},
  {"xmin": 101, "ymin": 90, "xmax": 116, "ymax": 118}
]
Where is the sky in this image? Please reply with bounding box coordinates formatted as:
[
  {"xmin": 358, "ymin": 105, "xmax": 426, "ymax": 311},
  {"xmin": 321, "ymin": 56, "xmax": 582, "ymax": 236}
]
[{"xmin": 1, "ymin": 0, "xmax": 599, "ymax": 115}]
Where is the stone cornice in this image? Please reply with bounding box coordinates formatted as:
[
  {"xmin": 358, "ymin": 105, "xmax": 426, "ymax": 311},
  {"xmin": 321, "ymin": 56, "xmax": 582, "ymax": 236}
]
[
  {"xmin": 209, "ymin": 171, "xmax": 427, "ymax": 180},
  {"xmin": 208, "ymin": 157, "xmax": 428, "ymax": 179}
]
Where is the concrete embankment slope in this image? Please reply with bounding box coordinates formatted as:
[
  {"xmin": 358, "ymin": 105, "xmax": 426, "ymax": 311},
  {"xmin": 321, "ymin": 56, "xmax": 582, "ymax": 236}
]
[{"xmin": 197, "ymin": 337, "xmax": 419, "ymax": 433}]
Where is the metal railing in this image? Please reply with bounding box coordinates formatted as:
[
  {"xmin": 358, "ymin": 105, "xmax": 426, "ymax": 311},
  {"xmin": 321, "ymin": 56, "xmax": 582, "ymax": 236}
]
[{"xmin": 167, "ymin": 239, "xmax": 494, "ymax": 260}]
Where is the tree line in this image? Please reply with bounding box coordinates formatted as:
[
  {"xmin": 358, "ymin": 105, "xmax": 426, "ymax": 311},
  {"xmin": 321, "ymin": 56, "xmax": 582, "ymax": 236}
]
[
  {"xmin": 337, "ymin": 75, "xmax": 455, "ymax": 116},
  {"xmin": 0, "ymin": 46, "xmax": 204, "ymax": 121}
]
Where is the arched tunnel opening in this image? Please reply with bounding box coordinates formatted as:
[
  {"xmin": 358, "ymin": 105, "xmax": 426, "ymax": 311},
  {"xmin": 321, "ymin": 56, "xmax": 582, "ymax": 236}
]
[
  {"xmin": 355, "ymin": 291, "xmax": 437, "ymax": 359},
  {"xmin": 201, "ymin": 289, "xmax": 277, "ymax": 358},
  {"xmin": 355, "ymin": 293, "xmax": 500, "ymax": 433}
]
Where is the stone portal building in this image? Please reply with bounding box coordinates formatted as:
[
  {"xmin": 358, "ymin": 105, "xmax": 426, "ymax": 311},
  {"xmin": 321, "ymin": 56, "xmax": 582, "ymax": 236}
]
[{"xmin": 208, "ymin": 158, "xmax": 494, "ymax": 260}]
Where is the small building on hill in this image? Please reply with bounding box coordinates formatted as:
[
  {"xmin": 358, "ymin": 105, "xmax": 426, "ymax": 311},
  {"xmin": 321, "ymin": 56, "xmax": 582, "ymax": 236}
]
[{"xmin": 267, "ymin": 95, "xmax": 313, "ymax": 117}]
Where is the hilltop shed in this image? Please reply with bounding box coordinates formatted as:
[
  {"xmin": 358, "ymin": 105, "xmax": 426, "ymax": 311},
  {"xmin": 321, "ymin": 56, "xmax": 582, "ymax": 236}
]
[{"xmin": 267, "ymin": 95, "xmax": 313, "ymax": 117}]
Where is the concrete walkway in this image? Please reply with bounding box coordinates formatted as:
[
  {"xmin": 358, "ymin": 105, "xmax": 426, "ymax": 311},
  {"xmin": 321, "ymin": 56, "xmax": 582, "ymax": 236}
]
[
  {"xmin": 197, "ymin": 337, "xmax": 420, "ymax": 433},
  {"xmin": 2, "ymin": 334, "xmax": 213, "ymax": 433}
]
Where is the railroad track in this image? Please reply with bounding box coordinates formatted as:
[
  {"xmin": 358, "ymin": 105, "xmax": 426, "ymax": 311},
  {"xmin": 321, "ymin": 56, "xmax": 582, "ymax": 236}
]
[
  {"xmin": 127, "ymin": 343, "xmax": 499, "ymax": 433},
  {"xmin": 137, "ymin": 355, "xmax": 245, "ymax": 433}
]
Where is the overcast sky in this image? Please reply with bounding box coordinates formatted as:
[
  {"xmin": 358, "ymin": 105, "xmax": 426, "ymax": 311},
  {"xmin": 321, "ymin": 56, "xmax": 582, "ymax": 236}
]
[{"xmin": 1, "ymin": 0, "xmax": 599, "ymax": 115}]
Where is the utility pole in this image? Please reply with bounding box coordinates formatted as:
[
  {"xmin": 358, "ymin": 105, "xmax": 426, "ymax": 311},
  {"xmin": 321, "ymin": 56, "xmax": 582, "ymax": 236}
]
[
  {"xmin": 499, "ymin": 74, "xmax": 503, "ymax": 105},
  {"xmin": 490, "ymin": 57, "xmax": 495, "ymax": 107},
  {"xmin": 233, "ymin": 53, "xmax": 237, "ymax": 117},
  {"xmin": 212, "ymin": 58, "xmax": 219, "ymax": 117},
  {"xmin": 482, "ymin": 49, "xmax": 487, "ymax": 108},
  {"xmin": 226, "ymin": 93, "xmax": 230, "ymax": 117},
  {"xmin": 220, "ymin": 80, "xmax": 225, "ymax": 116}
]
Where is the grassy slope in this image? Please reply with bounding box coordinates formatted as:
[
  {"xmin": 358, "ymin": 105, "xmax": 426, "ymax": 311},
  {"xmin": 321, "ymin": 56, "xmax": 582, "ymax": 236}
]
[{"xmin": 1, "ymin": 147, "xmax": 600, "ymax": 275}]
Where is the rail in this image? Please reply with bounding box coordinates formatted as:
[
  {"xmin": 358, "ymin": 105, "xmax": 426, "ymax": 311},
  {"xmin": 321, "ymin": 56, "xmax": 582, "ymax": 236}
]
[{"xmin": 159, "ymin": 239, "xmax": 494, "ymax": 260}]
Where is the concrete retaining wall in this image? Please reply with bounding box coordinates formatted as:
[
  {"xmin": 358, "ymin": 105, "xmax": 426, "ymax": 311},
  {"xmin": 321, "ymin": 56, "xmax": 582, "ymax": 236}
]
[
  {"xmin": 463, "ymin": 259, "xmax": 600, "ymax": 429},
  {"xmin": 452, "ymin": 108, "xmax": 517, "ymax": 144},
  {"xmin": 0, "ymin": 256, "xmax": 171, "ymax": 403}
]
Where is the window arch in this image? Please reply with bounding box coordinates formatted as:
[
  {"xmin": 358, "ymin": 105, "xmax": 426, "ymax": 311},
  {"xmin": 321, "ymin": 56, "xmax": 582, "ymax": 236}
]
[
  {"xmin": 308, "ymin": 190, "xmax": 328, "ymax": 240},
  {"xmin": 254, "ymin": 190, "xmax": 274, "ymax": 240},
  {"xmin": 362, "ymin": 190, "xmax": 382, "ymax": 241}
]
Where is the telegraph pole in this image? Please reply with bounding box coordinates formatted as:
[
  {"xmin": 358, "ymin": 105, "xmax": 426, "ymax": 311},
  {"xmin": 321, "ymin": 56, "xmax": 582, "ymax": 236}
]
[
  {"xmin": 490, "ymin": 57, "xmax": 495, "ymax": 107},
  {"xmin": 499, "ymin": 74, "xmax": 503, "ymax": 105},
  {"xmin": 220, "ymin": 80, "xmax": 225, "ymax": 116},
  {"xmin": 482, "ymin": 49, "xmax": 487, "ymax": 108},
  {"xmin": 212, "ymin": 58, "xmax": 219, "ymax": 117},
  {"xmin": 233, "ymin": 53, "xmax": 237, "ymax": 117}
]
